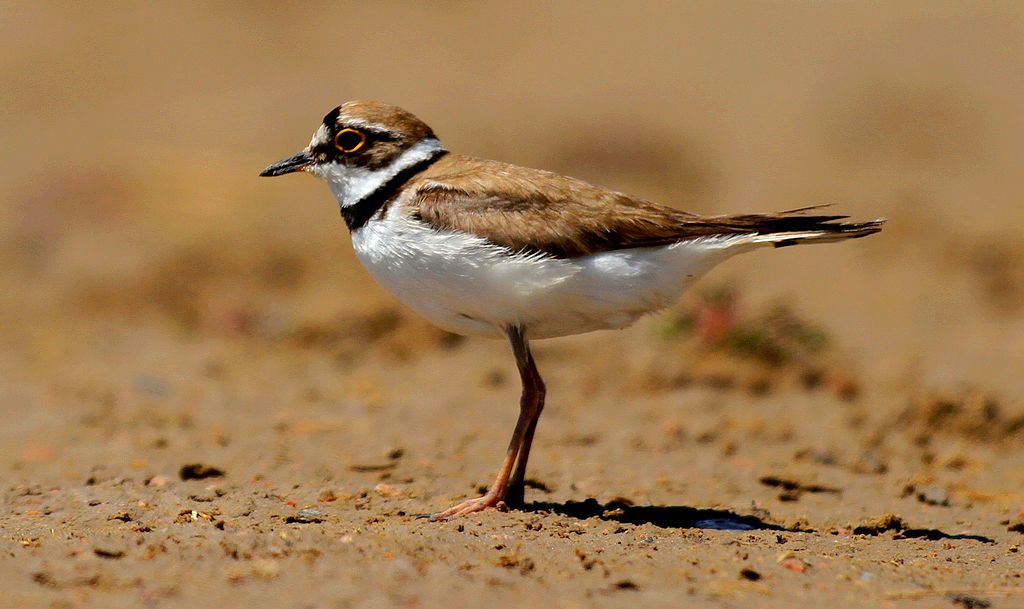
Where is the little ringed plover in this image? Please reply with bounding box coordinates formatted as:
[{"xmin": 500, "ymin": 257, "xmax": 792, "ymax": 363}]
[{"xmin": 261, "ymin": 100, "xmax": 884, "ymax": 520}]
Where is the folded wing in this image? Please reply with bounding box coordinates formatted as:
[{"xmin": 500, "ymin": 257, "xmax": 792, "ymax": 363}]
[{"xmin": 409, "ymin": 156, "xmax": 883, "ymax": 259}]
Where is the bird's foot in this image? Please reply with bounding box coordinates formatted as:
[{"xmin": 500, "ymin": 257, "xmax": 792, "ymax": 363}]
[{"xmin": 428, "ymin": 491, "xmax": 508, "ymax": 521}]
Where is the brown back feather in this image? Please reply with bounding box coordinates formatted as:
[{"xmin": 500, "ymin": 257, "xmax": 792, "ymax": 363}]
[{"xmin": 408, "ymin": 155, "xmax": 882, "ymax": 258}]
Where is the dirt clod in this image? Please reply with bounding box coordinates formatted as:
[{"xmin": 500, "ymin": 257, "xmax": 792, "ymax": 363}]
[
  {"xmin": 950, "ymin": 594, "xmax": 992, "ymax": 609},
  {"xmin": 853, "ymin": 513, "xmax": 906, "ymax": 535},
  {"xmin": 897, "ymin": 391, "xmax": 1023, "ymax": 444}
]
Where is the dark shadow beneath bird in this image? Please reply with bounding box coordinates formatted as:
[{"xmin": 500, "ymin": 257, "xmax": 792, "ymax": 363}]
[{"xmin": 523, "ymin": 498, "xmax": 806, "ymax": 531}]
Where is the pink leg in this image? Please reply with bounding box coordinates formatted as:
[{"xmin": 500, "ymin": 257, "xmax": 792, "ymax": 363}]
[
  {"xmin": 429, "ymin": 327, "xmax": 544, "ymax": 520},
  {"xmin": 506, "ymin": 347, "xmax": 545, "ymax": 507}
]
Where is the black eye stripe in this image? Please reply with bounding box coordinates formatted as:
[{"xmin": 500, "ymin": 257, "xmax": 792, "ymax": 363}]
[
  {"xmin": 310, "ymin": 125, "xmax": 401, "ymax": 161},
  {"xmin": 354, "ymin": 127, "xmax": 398, "ymax": 140}
]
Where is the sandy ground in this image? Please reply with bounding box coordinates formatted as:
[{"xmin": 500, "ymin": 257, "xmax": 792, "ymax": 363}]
[{"xmin": 2, "ymin": 3, "xmax": 1024, "ymax": 608}]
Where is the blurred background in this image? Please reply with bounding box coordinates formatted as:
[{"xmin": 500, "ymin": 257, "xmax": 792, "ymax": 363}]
[{"xmin": 2, "ymin": 1, "xmax": 1023, "ymax": 454}]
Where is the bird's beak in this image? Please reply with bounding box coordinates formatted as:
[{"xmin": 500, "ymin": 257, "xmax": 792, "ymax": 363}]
[{"xmin": 259, "ymin": 150, "xmax": 313, "ymax": 177}]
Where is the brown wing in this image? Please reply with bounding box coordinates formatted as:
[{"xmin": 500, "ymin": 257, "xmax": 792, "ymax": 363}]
[{"xmin": 408, "ymin": 155, "xmax": 881, "ymax": 259}]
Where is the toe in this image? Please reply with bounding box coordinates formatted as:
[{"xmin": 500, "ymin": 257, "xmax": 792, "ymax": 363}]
[{"xmin": 428, "ymin": 494, "xmax": 505, "ymax": 521}]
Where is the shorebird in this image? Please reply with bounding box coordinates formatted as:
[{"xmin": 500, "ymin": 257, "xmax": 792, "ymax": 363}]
[{"xmin": 260, "ymin": 101, "xmax": 883, "ymax": 519}]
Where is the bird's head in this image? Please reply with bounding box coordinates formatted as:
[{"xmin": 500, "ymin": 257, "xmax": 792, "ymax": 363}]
[{"xmin": 260, "ymin": 101, "xmax": 445, "ymax": 207}]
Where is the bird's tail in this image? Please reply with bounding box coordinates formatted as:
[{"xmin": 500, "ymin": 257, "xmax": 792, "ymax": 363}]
[{"xmin": 710, "ymin": 205, "xmax": 885, "ymax": 248}]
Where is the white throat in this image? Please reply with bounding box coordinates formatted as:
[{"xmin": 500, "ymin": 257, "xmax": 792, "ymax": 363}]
[{"xmin": 311, "ymin": 137, "xmax": 445, "ymax": 208}]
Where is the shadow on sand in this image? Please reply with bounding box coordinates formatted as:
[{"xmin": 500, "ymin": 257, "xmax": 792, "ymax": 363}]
[
  {"xmin": 523, "ymin": 498, "xmax": 997, "ymax": 542},
  {"xmin": 523, "ymin": 498, "xmax": 804, "ymax": 531}
]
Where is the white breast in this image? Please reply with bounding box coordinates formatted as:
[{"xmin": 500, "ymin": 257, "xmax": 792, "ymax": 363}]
[{"xmin": 350, "ymin": 205, "xmax": 752, "ymax": 340}]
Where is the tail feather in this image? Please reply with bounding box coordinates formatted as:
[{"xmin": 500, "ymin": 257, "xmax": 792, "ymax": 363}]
[
  {"xmin": 705, "ymin": 206, "xmax": 885, "ymax": 248},
  {"xmin": 751, "ymin": 219, "xmax": 885, "ymax": 248}
]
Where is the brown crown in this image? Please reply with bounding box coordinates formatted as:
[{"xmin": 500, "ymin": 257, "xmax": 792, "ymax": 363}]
[{"xmin": 329, "ymin": 100, "xmax": 436, "ymax": 142}]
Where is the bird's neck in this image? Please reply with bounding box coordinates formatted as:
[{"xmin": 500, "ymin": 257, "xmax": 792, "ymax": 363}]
[{"xmin": 319, "ymin": 138, "xmax": 447, "ymax": 231}]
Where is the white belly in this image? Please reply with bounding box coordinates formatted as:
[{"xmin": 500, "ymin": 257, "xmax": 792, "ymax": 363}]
[{"xmin": 350, "ymin": 207, "xmax": 749, "ymax": 339}]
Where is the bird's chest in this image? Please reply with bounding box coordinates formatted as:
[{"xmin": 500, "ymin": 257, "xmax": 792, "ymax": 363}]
[
  {"xmin": 350, "ymin": 212, "xmax": 483, "ymax": 294},
  {"xmin": 348, "ymin": 210, "xmax": 572, "ymax": 336}
]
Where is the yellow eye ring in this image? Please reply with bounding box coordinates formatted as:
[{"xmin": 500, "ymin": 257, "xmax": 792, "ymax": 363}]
[{"xmin": 334, "ymin": 128, "xmax": 366, "ymax": 153}]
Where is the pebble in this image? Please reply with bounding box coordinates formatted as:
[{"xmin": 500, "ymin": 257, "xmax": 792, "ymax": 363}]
[
  {"xmin": 146, "ymin": 475, "xmax": 171, "ymax": 487},
  {"xmin": 917, "ymin": 485, "xmax": 950, "ymax": 506},
  {"xmin": 374, "ymin": 483, "xmax": 406, "ymax": 497},
  {"xmin": 286, "ymin": 508, "xmax": 326, "ymax": 524}
]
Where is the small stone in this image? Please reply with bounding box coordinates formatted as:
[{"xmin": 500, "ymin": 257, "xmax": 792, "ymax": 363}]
[
  {"xmin": 374, "ymin": 483, "xmax": 406, "ymax": 498},
  {"xmin": 286, "ymin": 508, "xmax": 325, "ymax": 524},
  {"xmin": 175, "ymin": 509, "xmax": 213, "ymax": 523},
  {"xmin": 916, "ymin": 485, "xmax": 950, "ymax": 506},
  {"xmin": 777, "ymin": 551, "xmax": 810, "ymax": 573},
  {"xmin": 93, "ymin": 547, "xmax": 125, "ymax": 559},
  {"xmin": 146, "ymin": 475, "xmax": 171, "ymax": 487}
]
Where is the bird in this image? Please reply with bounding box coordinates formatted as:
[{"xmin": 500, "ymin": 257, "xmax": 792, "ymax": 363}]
[{"xmin": 260, "ymin": 100, "xmax": 884, "ymax": 520}]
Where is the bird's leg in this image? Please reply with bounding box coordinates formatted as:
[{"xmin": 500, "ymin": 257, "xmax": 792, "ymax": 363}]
[
  {"xmin": 505, "ymin": 345, "xmax": 545, "ymax": 507},
  {"xmin": 429, "ymin": 326, "xmax": 544, "ymax": 520}
]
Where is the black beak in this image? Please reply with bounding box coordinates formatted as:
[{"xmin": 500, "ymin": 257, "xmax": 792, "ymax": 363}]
[{"xmin": 260, "ymin": 150, "xmax": 313, "ymax": 177}]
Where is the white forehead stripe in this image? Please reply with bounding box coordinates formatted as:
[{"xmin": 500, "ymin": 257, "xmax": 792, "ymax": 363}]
[
  {"xmin": 309, "ymin": 124, "xmax": 332, "ymax": 148},
  {"xmin": 333, "ymin": 118, "xmax": 390, "ymax": 133}
]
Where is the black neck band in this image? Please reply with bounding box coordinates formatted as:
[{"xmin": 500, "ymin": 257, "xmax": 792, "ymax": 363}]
[{"xmin": 341, "ymin": 149, "xmax": 448, "ymax": 232}]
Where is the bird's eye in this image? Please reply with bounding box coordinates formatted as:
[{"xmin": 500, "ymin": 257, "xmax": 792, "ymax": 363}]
[{"xmin": 334, "ymin": 128, "xmax": 366, "ymax": 153}]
